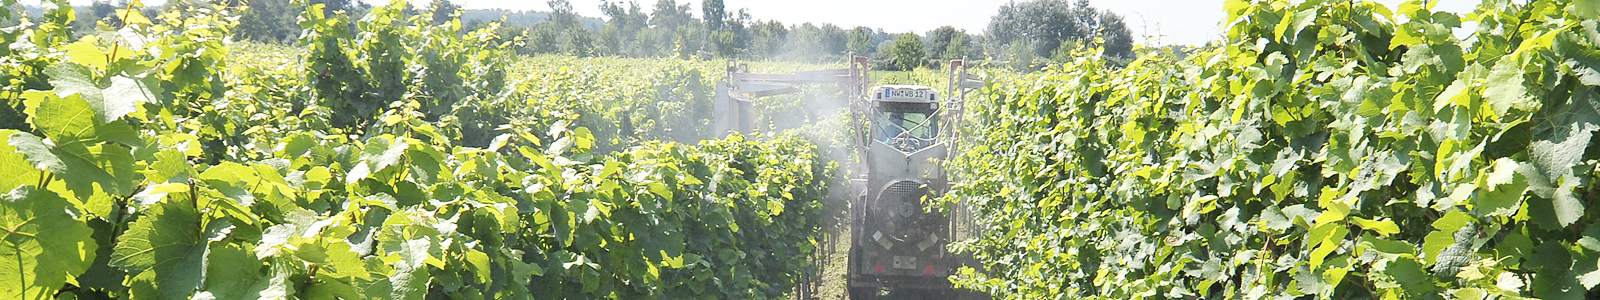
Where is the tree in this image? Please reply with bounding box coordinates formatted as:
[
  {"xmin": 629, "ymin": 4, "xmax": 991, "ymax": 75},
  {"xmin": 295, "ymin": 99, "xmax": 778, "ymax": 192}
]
[
  {"xmin": 72, "ymin": 1, "xmax": 119, "ymax": 35},
  {"xmin": 709, "ymin": 29, "xmax": 737, "ymax": 57},
  {"xmin": 780, "ymin": 23, "xmax": 847, "ymax": 61},
  {"xmin": 599, "ymin": 1, "xmax": 649, "ymax": 56},
  {"xmin": 723, "ymin": 8, "xmax": 750, "ymax": 56},
  {"xmin": 984, "ymin": 0, "xmax": 1132, "ymax": 60},
  {"xmin": 817, "ymin": 24, "xmax": 847, "ymax": 57},
  {"xmin": 944, "ymin": 33, "xmax": 974, "ymax": 61},
  {"xmin": 747, "ymin": 20, "xmax": 786, "ymax": 58},
  {"xmin": 846, "ymin": 26, "xmax": 874, "ymax": 57},
  {"xmin": 885, "ymin": 32, "xmax": 925, "ymax": 71},
  {"xmin": 649, "ymin": 0, "xmax": 692, "ymax": 30},
  {"xmin": 236, "ymin": 0, "xmax": 300, "ymax": 43},
  {"xmin": 430, "ymin": 0, "xmax": 460, "ymax": 26},
  {"xmin": 524, "ymin": 24, "xmax": 561, "ymax": 54},
  {"xmin": 308, "ymin": 0, "xmax": 356, "ymax": 15},
  {"xmin": 547, "ymin": 0, "xmax": 575, "ymax": 30},
  {"xmin": 1097, "ymin": 12, "xmax": 1134, "ymax": 59},
  {"xmin": 925, "ymin": 26, "xmax": 971, "ymax": 61},
  {"xmin": 702, "ymin": 0, "xmax": 724, "ymax": 31},
  {"xmin": 985, "ymin": 0, "xmax": 1076, "ymax": 56},
  {"xmin": 701, "ymin": 0, "xmax": 745, "ymax": 58},
  {"xmin": 562, "ymin": 26, "xmax": 597, "ymax": 57},
  {"xmin": 643, "ymin": 0, "xmax": 698, "ymax": 58},
  {"xmin": 1, "ymin": 2, "xmax": 20, "ymax": 27}
]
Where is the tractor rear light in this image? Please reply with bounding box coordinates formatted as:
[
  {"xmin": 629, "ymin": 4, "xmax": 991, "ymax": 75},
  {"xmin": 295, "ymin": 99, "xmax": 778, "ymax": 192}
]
[
  {"xmin": 873, "ymin": 262, "xmax": 886, "ymax": 274},
  {"xmin": 923, "ymin": 263, "xmax": 936, "ymax": 275}
]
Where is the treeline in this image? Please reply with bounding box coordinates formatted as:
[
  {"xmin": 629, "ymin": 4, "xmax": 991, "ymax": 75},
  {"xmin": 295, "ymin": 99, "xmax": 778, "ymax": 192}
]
[
  {"xmin": 499, "ymin": 0, "xmax": 1138, "ymax": 70},
  {"xmin": 22, "ymin": 0, "xmax": 1139, "ymax": 70}
]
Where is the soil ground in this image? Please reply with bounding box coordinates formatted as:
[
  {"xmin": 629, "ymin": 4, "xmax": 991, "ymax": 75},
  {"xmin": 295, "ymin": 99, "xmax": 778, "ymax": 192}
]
[
  {"xmin": 815, "ymin": 225, "xmax": 852, "ymax": 300},
  {"xmin": 794, "ymin": 224, "xmax": 852, "ymax": 300}
]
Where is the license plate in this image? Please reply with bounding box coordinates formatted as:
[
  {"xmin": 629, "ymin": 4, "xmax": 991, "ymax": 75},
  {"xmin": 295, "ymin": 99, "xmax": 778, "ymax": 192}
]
[
  {"xmin": 892, "ymin": 256, "xmax": 918, "ymax": 269},
  {"xmin": 888, "ymin": 89, "xmax": 929, "ymax": 99}
]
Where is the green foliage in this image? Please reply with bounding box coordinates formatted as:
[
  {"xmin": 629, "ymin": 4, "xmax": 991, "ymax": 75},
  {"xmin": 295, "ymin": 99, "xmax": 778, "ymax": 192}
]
[
  {"xmin": 494, "ymin": 55, "xmax": 841, "ymax": 152},
  {"xmin": 949, "ymin": 0, "xmax": 1600, "ymax": 299},
  {"xmin": 984, "ymin": 0, "xmax": 1134, "ymax": 62},
  {"xmin": 926, "ymin": 26, "xmax": 975, "ymax": 62},
  {"xmin": 0, "ymin": 186, "xmax": 96, "ymax": 300},
  {"xmin": 0, "ymin": 2, "xmax": 838, "ymax": 299},
  {"xmin": 886, "ymin": 33, "xmax": 927, "ymax": 71},
  {"xmin": 233, "ymin": 0, "xmax": 301, "ymax": 43}
]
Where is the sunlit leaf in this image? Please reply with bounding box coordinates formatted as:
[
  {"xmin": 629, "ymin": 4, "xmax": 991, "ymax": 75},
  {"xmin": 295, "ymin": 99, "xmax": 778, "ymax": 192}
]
[{"xmin": 0, "ymin": 187, "xmax": 96, "ymax": 300}]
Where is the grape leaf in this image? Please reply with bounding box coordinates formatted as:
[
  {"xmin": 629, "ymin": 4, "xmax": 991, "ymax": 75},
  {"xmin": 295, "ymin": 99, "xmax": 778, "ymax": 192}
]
[
  {"xmin": 199, "ymin": 162, "xmax": 258, "ymax": 207},
  {"xmin": 19, "ymin": 88, "xmax": 92, "ymax": 144},
  {"xmin": 7, "ymin": 132, "xmax": 63, "ymax": 176},
  {"xmin": 110, "ymin": 197, "xmax": 206, "ymax": 299},
  {"xmin": 275, "ymin": 133, "xmax": 319, "ymax": 161},
  {"xmin": 1526, "ymin": 86, "xmax": 1600, "ymax": 228},
  {"xmin": 1582, "ymin": 221, "xmax": 1600, "ymax": 253},
  {"xmin": 198, "ymin": 243, "xmax": 265, "ymax": 300},
  {"xmin": 55, "ymin": 141, "xmax": 137, "ymax": 199},
  {"xmin": 1431, "ymin": 223, "xmax": 1477, "ymax": 278},
  {"xmin": 51, "ymin": 63, "xmax": 149, "ymax": 127},
  {"xmin": 1281, "ymin": 204, "xmax": 1321, "ymax": 228},
  {"xmin": 0, "ymin": 131, "xmax": 40, "ymax": 193},
  {"xmin": 1382, "ymin": 257, "xmax": 1436, "ymax": 296},
  {"xmin": 1576, "ymin": 250, "xmax": 1600, "ymax": 291},
  {"xmin": 75, "ymin": 219, "xmax": 127, "ymax": 293},
  {"xmin": 1423, "ymin": 211, "xmax": 1473, "ymax": 262},
  {"xmin": 1483, "ymin": 55, "xmax": 1532, "ymax": 118},
  {"xmin": 21, "ymin": 89, "xmax": 140, "ymax": 146},
  {"xmin": 0, "ymin": 186, "xmax": 97, "ymax": 300},
  {"xmin": 1577, "ymin": 0, "xmax": 1600, "ymax": 19},
  {"xmin": 144, "ymin": 149, "xmax": 196, "ymax": 184},
  {"xmin": 372, "ymin": 137, "xmax": 409, "ymax": 173},
  {"xmin": 1350, "ymin": 217, "xmax": 1400, "ymax": 236},
  {"xmin": 43, "ymin": 62, "xmax": 137, "ymax": 125},
  {"xmin": 296, "ymin": 241, "xmax": 370, "ymax": 281},
  {"xmin": 251, "ymin": 257, "xmax": 298, "ymax": 300},
  {"xmin": 302, "ymin": 278, "xmax": 362, "ymax": 300},
  {"xmin": 60, "ymin": 41, "xmax": 109, "ymax": 71},
  {"xmin": 385, "ymin": 239, "xmax": 432, "ymax": 300},
  {"xmin": 1475, "ymin": 158, "xmax": 1527, "ymax": 217},
  {"xmin": 1558, "ymin": 24, "xmax": 1600, "ymax": 87},
  {"xmin": 1530, "ymin": 243, "xmax": 1586, "ymax": 300},
  {"xmin": 15, "ymin": 91, "xmax": 139, "ymax": 198},
  {"xmin": 1362, "ymin": 237, "xmax": 1416, "ymax": 256},
  {"xmin": 405, "ymin": 146, "xmax": 444, "ymax": 185},
  {"xmin": 104, "ymin": 75, "xmax": 156, "ymax": 111}
]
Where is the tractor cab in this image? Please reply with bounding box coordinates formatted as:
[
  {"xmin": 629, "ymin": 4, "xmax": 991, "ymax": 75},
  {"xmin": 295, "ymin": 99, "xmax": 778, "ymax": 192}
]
[{"xmin": 871, "ymin": 85, "xmax": 942, "ymax": 152}]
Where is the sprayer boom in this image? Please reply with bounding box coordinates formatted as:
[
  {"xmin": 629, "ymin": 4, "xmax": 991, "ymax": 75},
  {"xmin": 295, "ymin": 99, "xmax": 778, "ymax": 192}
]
[{"xmin": 712, "ymin": 57, "xmax": 871, "ymax": 137}]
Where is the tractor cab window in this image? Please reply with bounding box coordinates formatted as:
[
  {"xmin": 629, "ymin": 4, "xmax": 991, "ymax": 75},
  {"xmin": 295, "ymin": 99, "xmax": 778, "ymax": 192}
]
[{"xmin": 875, "ymin": 106, "xmax": 939, "ymax": 150}]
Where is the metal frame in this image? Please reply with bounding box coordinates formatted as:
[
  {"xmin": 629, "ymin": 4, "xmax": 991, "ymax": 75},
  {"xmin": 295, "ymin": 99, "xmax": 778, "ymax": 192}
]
[
  {"xmin": 712, "ymin": 57, "xmax": 869, "ymax": 137},
  {"xmin": 846, "ymin": 59, "xmax": 986, "ymax": 298}
]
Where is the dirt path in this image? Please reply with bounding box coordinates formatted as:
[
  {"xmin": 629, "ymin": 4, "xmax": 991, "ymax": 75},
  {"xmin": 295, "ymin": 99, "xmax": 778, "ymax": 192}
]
[
  {"xmin": 796, "ymin": 224, "xmax": 852, "ymax": 300},
  {"xmin": 818, "ymin": 225, "xmax": 852, "ymax": 300}
]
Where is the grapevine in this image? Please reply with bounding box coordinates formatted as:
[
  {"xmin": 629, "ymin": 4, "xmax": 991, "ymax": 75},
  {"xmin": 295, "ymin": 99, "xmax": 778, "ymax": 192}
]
[
  {"xmin": 947, "ymin": 0, "xmax": 1600, "ymax": 299},
  {"xmin": 0, "ymin": 1, "xmax": 837, "ymax": 299}
]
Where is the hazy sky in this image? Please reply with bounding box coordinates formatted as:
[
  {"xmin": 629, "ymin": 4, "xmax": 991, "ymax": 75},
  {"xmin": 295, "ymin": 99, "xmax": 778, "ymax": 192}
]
[{"xmin": 31, "ymin": 0, "xmax": 1482, "ymax": 46}]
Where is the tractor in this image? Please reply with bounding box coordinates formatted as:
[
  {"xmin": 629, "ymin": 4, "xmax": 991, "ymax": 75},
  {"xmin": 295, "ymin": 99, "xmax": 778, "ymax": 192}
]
[{"xmin": 713, "ymin": 57, "xmax": 985, "ymax": 300}]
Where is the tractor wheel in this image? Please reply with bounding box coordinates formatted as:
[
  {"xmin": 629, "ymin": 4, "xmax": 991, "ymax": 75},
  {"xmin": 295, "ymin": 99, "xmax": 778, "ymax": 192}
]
[
  {"xmin": 952, "ymin": 289, "xmax": 993, "ymax": 300},
  {"xmin": 849, "ymin": 287, "xmax": 885, "ymax": 300}
]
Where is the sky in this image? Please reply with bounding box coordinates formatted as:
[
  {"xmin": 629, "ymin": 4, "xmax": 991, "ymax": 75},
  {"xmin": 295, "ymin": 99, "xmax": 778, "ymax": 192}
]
[{"xmin": 26, "ymin": 0, "xmax": 1483, "ymax": 46}]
